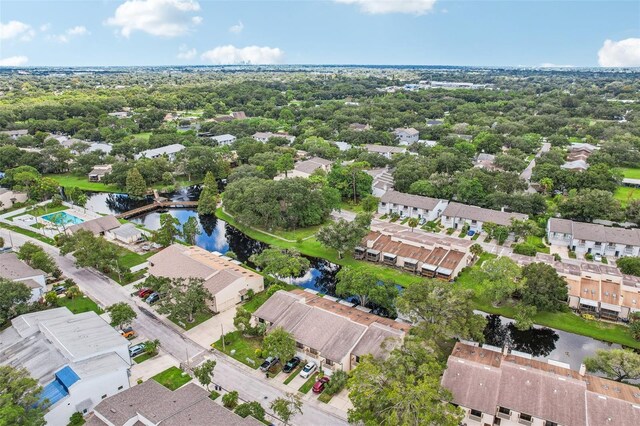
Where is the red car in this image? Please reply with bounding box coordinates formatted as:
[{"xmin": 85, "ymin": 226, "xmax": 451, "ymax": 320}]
[
  {"xmin": 138, "ymin": 288, "xmax": 153, "ymax": 298},
  {"xmin": 312, "ymin": 376, "xmax": 330, "ymax": 394}
]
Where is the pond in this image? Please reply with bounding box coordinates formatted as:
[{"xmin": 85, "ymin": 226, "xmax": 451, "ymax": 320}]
[{"xmin": 84, "ymin": 191, "xmax": 626, "ymax": 366}]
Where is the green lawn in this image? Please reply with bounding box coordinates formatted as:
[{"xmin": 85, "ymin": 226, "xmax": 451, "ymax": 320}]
[
  {"xmin": 216, "ymin": 208, "xmax": 424, "ymax": 288},
  {"xmin": 619, "ymin": 167, "xmax": 640, "ymax": 179},
  {"xmin": 455, "ymin": 253, "xmax": 640, "ymax": 349},
  {"xmin": 212, "ymin": 331, "xmax": 263, "ymax": 369},
  {"xmin": 298, "ymin": 372, "xmax": 320, "ymax": 394},
  {"xmin": 134, "ymin": 353, "xmax": 155, "ymax": 364},
  {"xmin": 283, "ymin": 366, "xmax": 304, "ymax": 385},
  {"xmin": 525, "ymin": 235, "xmax": 550, "ymax": 254},
  {"xmin": 56, "ymin": 296, "xmax": 104, "ymax": 315},
  {"xmin": 169, "ymin": 310, "xmax": 213, "ymax": 330},
  {"xmin": 134, "ymin": 132, "xmax": 152, "ymax": 141},
  {"xmin": 117, "ymin": 248, "xmax": 152, "ymax": 269},
  {"xmin": 614, "ymin": 186, "xmax": 640, "ymax": 206},
  {"xmin": 318, "ymin": 392, "xmax": 333, "ymax": 403},
  {"xmin": 339, "ymin": 200, "xmax": 364, "ymax": 213},
  {"xmin": 0, "ymin": 222, "xmax": 55, "ymax": 245},
  {"xmin": 8, "ymin": 204, "xmax": 68, "ymax": 221},
  {"xmin": 209, "ymin": 391, "xmax": 220, "ymax": 400},
  {"xmin": 45, "ymin": 174, "xmax": 121, "ymax": 193},
  {"xmin": 152, "ymin": 366, "xmax": 192, "ymax": 391}
]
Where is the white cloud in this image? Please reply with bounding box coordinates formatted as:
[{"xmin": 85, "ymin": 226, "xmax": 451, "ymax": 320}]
[
  {"xmin": 540, "ymin": 63, "xmax": 574, "ymax": 68},
  {"xmin": 200, "ymin": 45, "xmax": 284, "ymax": 65},
  {"xmin": 49, "ymin": 25, "xmax": 90, "ymax": 43},
  {"xmin": 0, "ymin": 21, "xmax": 35, "ymax": 41},
  {"xmin": 106, "ymin": 0, "xmax": 202, "ymax": 37},
  {"xmin": 229, "ymin": 20, "xmax": 244, "ymax": 34},
  {"xmin": 0, "ymin": 56, "xmax": 29, "ymax": 66},
  {"xmin": 598, "ymin": 38, "xmax": 640, "ymax": 67},
  {"xmin": 40, "ymin": 23, "xmax": 51, "ymax": 32},
  {"xmin": 177, "ymin": 45, "xmax": 197, "ymax": 60},
  {"xmin": 334, "ymin": 0, "xmax": 437, "ymax": 15}
]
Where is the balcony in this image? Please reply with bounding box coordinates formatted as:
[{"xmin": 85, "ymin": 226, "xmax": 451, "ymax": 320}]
[
  {"xmin": 518, "ymin": 417, "xmax": 533, "ymax": 426},
  {"xmin": 469, "ymin": 413, "xmax": 482, "ymax": 422},
  {"xmin": 496, "ymin": 412, "xmax": 511, "ymax": 421}
]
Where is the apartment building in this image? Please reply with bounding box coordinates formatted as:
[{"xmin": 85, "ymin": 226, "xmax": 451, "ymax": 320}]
[
  {"xmin": 547, "ymin": 218, "xmax": 640, "ymax": 258},
  {"xmin": 378, "ymin": 190, "xmax": 449, "ymax": 222},
  {"xmin": 0, "ymin": 252, "xmax": 47, "ymax": 303},
  {"xmin": 441, "ymin": 202, "xmax": 528, "ymax": 232},
  {"xmin": 362, "ymin": 144, "xmax": 406, "ymax": 159},
  {"xmin": 393, "ymin": 127, "xmax": 419, "ymax": 145}
]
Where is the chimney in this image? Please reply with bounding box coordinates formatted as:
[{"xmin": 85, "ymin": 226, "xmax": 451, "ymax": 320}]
[{"xmin": 579, "ymin": 363, "xmax": 587, "ymax": 376}]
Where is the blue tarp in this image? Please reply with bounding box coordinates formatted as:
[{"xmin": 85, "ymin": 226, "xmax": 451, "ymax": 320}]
[
  {"xmin": 55, "ymin": 366, "xmax": 80, "ymax": 390},
  {"xmin": 39, "ymin": 380, "xmax": 68, "ymax": 407}
]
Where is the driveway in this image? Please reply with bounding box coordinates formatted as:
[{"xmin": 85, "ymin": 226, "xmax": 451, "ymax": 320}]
[{"xmin": 185, "ymin": 307, "xmax": 237, "ymax": 348}]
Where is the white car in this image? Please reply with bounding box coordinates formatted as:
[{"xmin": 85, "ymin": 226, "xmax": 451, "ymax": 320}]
[
  {"xmin": 594, "ymin": 254, "xmax": 602, "ymax": 262},
  {"xmin": 299, "ymin": 361, "xmax": 317, "ymax": 379}
]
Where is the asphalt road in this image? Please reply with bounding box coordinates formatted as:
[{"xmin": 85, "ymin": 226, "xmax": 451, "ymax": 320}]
[{"xmin": 0, "ymin": 228, "xmax": 348, "ymax": 426}]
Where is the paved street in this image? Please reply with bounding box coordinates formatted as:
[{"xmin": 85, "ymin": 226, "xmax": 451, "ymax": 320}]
[{"xmin": 0, "ymin": 228, "xmax": 348, "ymax": 426}]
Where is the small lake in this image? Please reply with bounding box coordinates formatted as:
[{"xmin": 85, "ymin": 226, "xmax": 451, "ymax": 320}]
[{"xmin": 84, "ymin": 190, "xmax": 628, "ymax": 366}]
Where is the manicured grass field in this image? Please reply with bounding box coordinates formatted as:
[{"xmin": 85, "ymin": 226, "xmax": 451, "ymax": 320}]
[
  {"xmin": 152, "ymin": 366, "xmax": 192, "ymax": 391},
  {"xmin": 454, "ymin": 253, "xmax": 640, "ymax": 349},
  {"xmin": 212, "ymin": 331, "xmax": 262, "ymax": 369},
  {"xmin": 56, "ymin": 296, "xmax": 104, "ymax": 315},
  {"xmin": 216, "ymin": 209, "xmax": 424, "ymax": 288},
  {"xmin": 283, "ymin": 366, "xmax": 304, "ymax": 385},
  {"xmin": 133, "ymin": 353, "xmax": 154, "ymax": 364},
  {"xmin": 619, "ymin": 167, "xmax": 640, "ymax": 179},
  {"xmin": 0, "ymin": 222, "xmax": 55, "ymax": 245},
  {"xmin": 134, "ymin": 132, "xmax": 152, "ymax": 141},
  {"xmin": 45, "ymin": 174, "xmax": 121, "ymax": 193},
  {"xmin": 614, "ymin": 186, "xmax": 640, "ymax": 206},
  {"xmin": 117, "ymin": 248, "xmax": 152, "ymax": 269},
  {"xmin": 169, "ymin": 310, "xmax": 213, "ymax": 330},
  {"xmin": 525, "ymin": 235, "xmax": 550, "ymax": 254}
]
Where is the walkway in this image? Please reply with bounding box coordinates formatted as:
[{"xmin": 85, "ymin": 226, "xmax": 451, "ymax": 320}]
[{"xmin": 116, "ymin": 200, "xmax": 199, "ymax": 219}]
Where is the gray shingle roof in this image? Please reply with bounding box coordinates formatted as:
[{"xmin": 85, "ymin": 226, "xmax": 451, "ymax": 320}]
[
  {"xmin": 442, "ymin": 202, "xmax": 528, "ymax": 226},
  {"xmin": 0, "ymin": 252, "xmax": 45, "ymax": 280},
  {"xmin": 68, "ymin": 215, "xmax": 121, "ymax": 235},
  {"xmin": 380, "ymin": 190, "xmax": 443, "ymax": 211},
  {"xmin": 548, "ymin": 218, "xmax": 640, "ymax": 246}
]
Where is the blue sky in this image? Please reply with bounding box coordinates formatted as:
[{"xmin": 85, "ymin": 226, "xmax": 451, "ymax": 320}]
[{"xmin": 1, "ymin": 0, "xmax": 639, "ymax": 67}]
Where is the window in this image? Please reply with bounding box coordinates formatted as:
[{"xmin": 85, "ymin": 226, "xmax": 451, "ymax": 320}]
[
  {"xmin": 101, "ymin": 394, "xmax": 107, "ymax": 399},
  {"xmin": 520, "ymin": 414, "xmax": 532, "ymax": 421},
  {"xmin": 82, "ymin": 409, "xmax": 87, "ymax": 414},
  {"xmin": 325, "ymin": 359, "xmax": 334, "ymax": 366},
  {"xmin": 355, "ymin": 355, "xmax": 360, "ymax": 363},
  {"xmin": 498, "ymin": 407, "xmax": 511, "ymax": 415},
  {"xmin": 544, "ymin": 421, "xmax": 558, "ymax": 426},
  {"xmin": 117, "ymin": 385, "xmax": 123, "ymax": 390},
  {"xmin": 470, "ymin": 409, "xmax": 483, "ymax": 420}
]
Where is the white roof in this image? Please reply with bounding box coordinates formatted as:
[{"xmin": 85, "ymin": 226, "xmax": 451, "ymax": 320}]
[
  {"xmin": 136, "ymin": 143, "xmax": 185, "ymax": 159},
  {"xmin": 211, "ymin": 134, "xmax": 236, "ymax": 143}
]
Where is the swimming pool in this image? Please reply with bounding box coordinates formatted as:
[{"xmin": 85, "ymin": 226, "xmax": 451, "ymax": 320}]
[{"xmin": 41, "ymin": 211, "xmax": 84, "ymax": 226}]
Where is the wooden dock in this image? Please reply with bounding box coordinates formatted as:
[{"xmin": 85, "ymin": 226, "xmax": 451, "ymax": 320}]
[{"xmin": 116, "ymin": 201, "xmax": 198, "ymax": 219}]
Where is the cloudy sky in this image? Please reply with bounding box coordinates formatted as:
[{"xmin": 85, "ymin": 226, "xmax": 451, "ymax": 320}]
[{"xmin": 1, "ymin": 0, "xmax": 639, "ymax": 67}]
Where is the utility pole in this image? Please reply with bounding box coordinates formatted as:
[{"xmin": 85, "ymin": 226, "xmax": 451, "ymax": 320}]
[{"xmin": 221, "ymin": 324, "xmax": 225, "ymax": 352}]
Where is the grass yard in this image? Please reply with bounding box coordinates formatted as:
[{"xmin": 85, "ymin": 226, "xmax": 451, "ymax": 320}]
[
  {"xmin": 134, "ymin": 132, "xmax": 152, "ymax": 141},
  {"xmin": 45, "ymin": 174, "xmax": 121, "ymax": 193},
  {"xmin": 133, "ymin": 353, "xmax": 155, "ymax": 364},
  {"xmin": 212, "ymin": 331, "xmax": 262, "ymax": 369},
  {"xmin": 152, "ymin": 366, "xmax": 192, "ymax": 391},
  {"xmin": 298, "ymin": 372, "xmax": 320, "ymax": 394},
  {"xmin": 169, "ymin": 310, "xmax": 213, "ymax": 330},
  {"xmin": 283, "ymin": 366, "xmax": 304, "ymax": 385},
  {"xmin": 339, "ymin": 200, "xmax": 364, "ymax": 213},
  {"xmin": 0, "ymin": 222, "xmax": 55, "ymax": 245},
  {"xmin": 614, "ymin": 186, "xmax": 640, "ymax": 206},
  {"xmin": 619, "ymin": 167, "xmax": 640, "ymax": 179},
  {"xmin": 209, "ymin": 391, "xmax": 220, "ymax": 400},
  {"xmin": 525, "ymin": 235, "xmax": 550, "ymax": 254},
  {"xmin": 318, "ymin": 392, "xmax": 333, "ymax": 403},
  {"xmin": 8, "ymin": 204, "xmax": 68, "ymax": 221},
  {"xmin": 454, "ymin": 253, "xmax": 640, "ymax": 349},
  {"xmin": 117, "ymin": 248, "xmax": 152, "ymax": 269},
  {"xmin": 56, "ymin": 296, "xmax": 104, "ymax": 315},
  {"xmin": 216, "ymin": 208, "xmax": 424, "ymax": 288}
]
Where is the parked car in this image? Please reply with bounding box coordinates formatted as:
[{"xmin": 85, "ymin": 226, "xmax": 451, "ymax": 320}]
[
  {"xmin": 53, "ymin": 286, "xmax": 66, "ymax": 295},
  {"xmin": 128, "ymin": 343, "xmax": 146, "ymax": 358},
  {"xmin": 283, "ymin": 356, "xmax": 301, "ymax": 373},
  {"xmin": 260, "ymin": 356, "xmax": 279, "ymax": 372},
  {"xmin": 594, "ymin": 254, "xmax": 602, "ymax": 262},
  {"xmin": 120, "ymin": 327, "xmax": 136, "ymax": 340},
  {"xmin": 299, "ymin": 361, "xmax": 317, "ymax": 378},
  {"xmin": 418, "ymin": 218, "xmax": 426, "ymax": 226},
  {"xmin": 138, "ymin": 288, "xmax": 153, "ymax": 298},
  {"xmin": 146, "ymin": 292, "xmax": 159, "ymax": 304},
  {"xmin": 312, "ymin": 376, "xmax": 330, "ymax": 393}
]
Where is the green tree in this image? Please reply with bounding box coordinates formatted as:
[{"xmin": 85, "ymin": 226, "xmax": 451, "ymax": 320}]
[
  {"xmin": 234, "ymin": 402, "xmax": 266, "ymax": 422},
  {"xmin": 323, "ymin": 370, "xmax": 348, "ymax": 396},
  {"xmin": 106, "ymin": 302, "xmax": 137, "ymax": 329},
  {"xmin": 181, "ymin": 216, "xmax": 201, "ymax": 245},
  {"xmin": 514, "ymin": 304, "xmax": 537, "ymax": 331},
  {"xmin": 65, "ymin": 285, "xmax": 82, "ymax": 300},
  {"xmin": 407, "ymin": 217, "xmax": 419, "ymax": 232},
  {"xmin": 233, "ymin": 306, "xmax": 254, "ymax": 336},
  {"xmin": 520, "ymin": 262, "xmax": 568, "ymax": 312},
  {"xmin": 347, "ymin": 340, "xmax": 462, "ymax": 426},
  {"xmin": 276, "ymin": 153, "xmax": 294, "ymax": 178},
  {"xmin": 469, "ymin": 243, "xmax": 483, "ymax": 260},
  {"xmin": 0, "ymin": 279, "xmax": 32, "ymax": 326},
  {"xmin": 327, "ymin": 162, "xmax": 373, "ymax": 203},
  {"xmin": 479, "ymin": 256, "xmax": 522, "ymax": 305},
  {"xmin": 270, "ymin": 393, "xmax": 302, "ymax": 426},
  {"xmin": 17, "ymin": 242, "xmax": 58, "ymax": 275},
  {"xmin": 156, "ymin": 277, "xmax": 212, "ymax": 324},
  {"xmin": 222, "ymin": 390, "xmax": 239, "ymax": 409},
  {"xmin": 154, "ymin": 214, "xmax": 180, "ymax": 247},
  {"xmin": 336, "ymin": 267, "xmax": 398, "ymax": 311},
  {"xmin": 262, "ymin": 327, "xmax": 296, "ymax": 362},
  {"xmin": 125, "ymin": 167, "xmax": 147, "ymax": 198},
  {"xmin": 66, "ymin": 187, "xmax": 87, "ymax": 208},
  {"xmin": 67, "ymin": 412, "xmax": 85, "ymax": 426},
  {"xmin": 616, "ymin": 257, "xmax": 640, "ymax": 277},
  {"xmin": 250, "ymin": 248, "xmax": 310, "ymax": 278},
  {"xmin": 57, "ymin": 230, "xmax": 120, "ymax": 274},
  {"xmin": 143, "ymin": 339, "xmax": 160, "ymax": 356},
  {"xmin": 193, "ymin": 359, "xmax": 216, "ymax": 391},
  {"xmin": 0, "ymin": 236, "xmax": 4, "ymax": 247},
  {"xmin": 360, "ymin": 195, "xmax": 379, "ymax": 213},
  {"xmin": 0, "ymin": 365, "xmax": 45, "ymax": 426},
  {"xmin": 316, "ymin": 216, "xmax": 370, "ymax": 259},
  {"xmin": 197, "ymin": 171, "xmax": 219, "ymax": 215},
  {"xmin": 44, "ymin": 291, "xmax": 59, "ymax": 306},
  {"xmin": 584, "ymin": 349, "xmax": 640, "ymax": 383},
  {"xmin": 396, "ymin": 280, "xmax": 486, "ymax": 344}
]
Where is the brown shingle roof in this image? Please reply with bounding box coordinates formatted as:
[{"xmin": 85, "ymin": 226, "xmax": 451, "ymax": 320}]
[{"xmin": 68, "ymin": 215, "xmax": 121, "ymax": 236}]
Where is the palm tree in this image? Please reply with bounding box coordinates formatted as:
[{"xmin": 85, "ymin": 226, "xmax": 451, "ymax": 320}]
[
  {"xmin": 407, "ymin": 217, "xmax": 419, "ymax": 232},
  {"xmin": 470, "ymin": 243, "xmax": 484, "ymax": 261},
  {"xmin": 144, "ymin": 339, "xmax": 161, "ymax": 356},
  {"xmin": 65, "ymin": 285, "xmax": 82, "ymax": 299}
]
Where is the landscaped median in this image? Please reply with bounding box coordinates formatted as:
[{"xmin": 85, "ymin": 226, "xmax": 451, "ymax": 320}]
[
  {"xmin": 151, "ymin": 366, "xmax": 192, "ymax": 391},
  {"xmin": 0, "ymin": 222, "xmax": 55, "ymax": 245},
  {"xmin": 298, "ymin": 372, "xmax": 321, "ymax": 394}
]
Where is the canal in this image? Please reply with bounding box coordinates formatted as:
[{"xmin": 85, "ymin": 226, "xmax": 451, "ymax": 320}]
[{"xmin": 84, "ymin": 191, "xmax": 624, "ymax": 367}]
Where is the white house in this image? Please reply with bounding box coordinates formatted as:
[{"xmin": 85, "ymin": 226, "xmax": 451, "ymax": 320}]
[
  {"xmin": 0, "ymin": 252, "xmax": 47, "ymax": 302},
  {"xmin": 0, "ymin": 308, "xmax": 131, "ymax": 425},
  {"xmin": 88, "ymin": 165, "xmax": 112, "ymax": 182},
  {"xmin": 547, "ymin": 218, "xmax": 640, "ymax": 258},
  {"xmin": 440, "ymin": 202, "xmax": 528, "ymax": 232},
  {"xmin": 211, "ymin": 134, "xmax": 236, "ymax": 146},
  {"xmin": 87, "ymin": 143, "xmax": 113, "ymax": 155},
  {"xmin": 334, "ymin": 141, "xmax": 353, "ymax": 151},
  {"xmin": 378, "ymin": 190, "xmax": 448, "ymax": 222},
  {"xmin": 0, "ymin": 129, "xmax": 28, "ymax": 139},
  {"xmin": 362, "ymin": 144, "xmax": 406, "ymax": 160},
  {"xmin": 148, "ymin": 244, "xmax": 264, "ymax": 313},
  {"xmin": 393, "ymin": 128, "xmax": 420, "ymax": 145},
  {"xmin": 0, "ymin": 188, "xmax": 28, "ymax": 210},
  {"xmin": 135, "ymin": 144, "xmax": 185, "ymax": 160},
  {"xmin": 105, "ymin": 223, "xmax": 147, "ymax": 244},
  {"xmin": 276, "ymin": 157, "xmax": 333, "ymax": 180},
  {"xmin": 252, "ymin": 132, "xmax": 296, "ymax": 144}
]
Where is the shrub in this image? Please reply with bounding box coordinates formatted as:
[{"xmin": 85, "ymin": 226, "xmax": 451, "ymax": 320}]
[
  {"xmin": 512, "ymin": 243, "xmax": 537, "ymax": 257},
  {"xmin": 222, "ymin": 391, "xmax": 239, "ymax": 409},
  {"xmin": 568, "ymin": 251, "xmax": 577, "ymax": 259},
  {"xmin": 234, "ymin": 401, "xmax": 266, "ymax": 422},
  {"xmin": 323, "ymin": 370, "xmax": 348, "ymax": 396},
  {"xmin": 255, "ymin": 348, "xmax": 263, "ymax": 358},
  {"xmin": 585, "ymin": 253, "xmax": 593, "ymax": 261},
  {"xmin": 553, "ymin": 253, "xmax": 561, "ymax": 262},
  {"xmin": 266, "ymin": 283, "xmax": 286, "ymax": 298},
  {"xmin": 67, "ymin": 412, "xmax": 85, "ymax": 426}
]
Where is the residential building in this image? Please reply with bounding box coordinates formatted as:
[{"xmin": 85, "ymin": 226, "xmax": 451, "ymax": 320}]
[
  {"xmin": 253, "ymin": 290, "xmax": 409, "ymax": 374},
  {"xmin": 68, "ymin": 215, "xmax": 121, "ymax": 236},
  {"xmin": 547, "ymin": 218, "xmax": 640, "ymax": 258},
  {"xmin": 231, "ymin": 111, "xmax": 247, "ymax": 120},
  {"xmin": 251, "ymin": 132, "xmax": 296, "ymax": 144},
  {"xmin": 0, "ymin": 187, "xmax": 28, "ymax": 210},
  {"xmin": 355, "ymin": 231, "xmax": 471, "ymax": 280},
  {"xmin": 135, "ymin": 144, "xmax": 185, "ymax": 160},
  {"xmin": 425, "ymin": 119, "xmax": 444, "ymax": 126},
  {"xmin": 442, "ymin": 342, "xmax": 640, "ymax": 426},
  {"xmin": 87, "ymin": 143, "xmax": 113, "ymax": 155},
  {"xmin": 348, "ymin": 123, "xmax": 371, "ymax": 132},
  {"xmin": 362, "ymin": 144, "xmax": 406, "ymax": 159},
  {"xmin": 107, "ymin": 111, "xmax": 130, "ymax": 119},
  {"xmin": 211, "ymin": 133, "xmax": 237, "ymax": 146},
  {"xmin": 0, "ymin": 308, "xmax": 131, "ymax": 425},
  {"xmin": 393, "ymin": 127, "xmax": 419, "ymax": 145},
  {"xmin": 334, "ymin": 141, "xmax": 352, "ymax": 151},
  {"xmin": 474, "ymin": 153, "xmax": 497, "ymax": 170},
  {"xmin": 276, "ymin": 156, "xmax": 333, "ymax": 180},
  {"xmin": 0, "ymin": 129, "xmax": 28, "ymax": 139},
  {"xmin": 561, "ymin": 159, "xmax": 589, "ymax": 171},
  {"xmin": 105, "ymin": 223, "xmax": 147, "ymax": 244},
  {"xmin": 88, "ymin": 165, "xmax": 112, "ymax": 182},
  {"xmin": 452, "ymin": 133, "xmax": 473, "ymax": 141},
  {"xmin": 148, "ymin": 244, "xmax": 264, "ymax": 313},
  {"xmin": 87, "ymin": 380, "xmax": 262, "ymax": 426},
  {"xmin": 441, "ymin": 202, "xmax": 528, "ymax": 232},
  {"xmin": 366, "ymin": 168, "xmax": 394, "ymax": 197},
  {"xmin": 0, "ymin": 252, "xmax": 47, "ymax": 302},
  {"xmin": 378, "ymin": 190, "xmax": 448, "ymax": 222}
]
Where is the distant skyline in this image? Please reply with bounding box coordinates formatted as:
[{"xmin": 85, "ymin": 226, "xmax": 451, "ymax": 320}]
[{"xmin": 1, "ymin": 0, "xmax": 639, "ymax": 67}]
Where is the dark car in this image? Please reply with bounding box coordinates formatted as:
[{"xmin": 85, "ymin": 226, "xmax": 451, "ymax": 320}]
[
  {"xmin": 283, "ymin": 356, "xmax": 301, "ymax": 373},
  {"xmin": 146, "ymin": 292, "xmax": 159, "ymax": 304},
  {"xmin": 312, "ymin": 376, "xmax": 330, "ymax": 393},
  {"xmin": 138, "ymin": 288, "xmax": 153, "ymax": 298},
  {"xmin": 259, "ymin": 356, "xmax": 279, "ymax": 372},
  {"xmin": 53, "ymin": 286, "xmax": 67, "ymax": 295}
]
